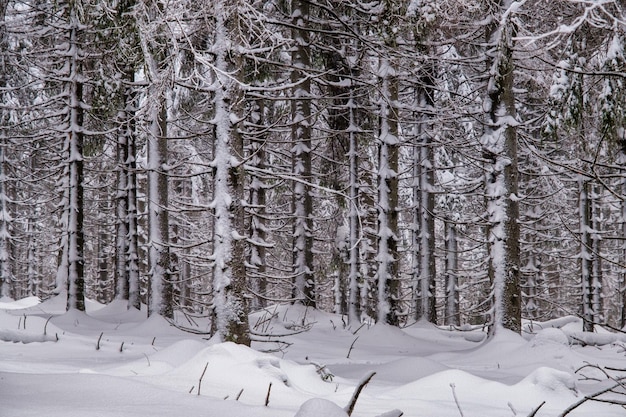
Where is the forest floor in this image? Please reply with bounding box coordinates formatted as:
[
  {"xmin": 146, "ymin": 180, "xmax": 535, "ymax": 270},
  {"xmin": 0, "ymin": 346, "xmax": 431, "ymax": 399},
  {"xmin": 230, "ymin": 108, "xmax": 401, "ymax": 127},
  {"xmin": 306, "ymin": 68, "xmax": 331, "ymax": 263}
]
[{"xmin": 1, "ymin": 296, "xmax": 626, "ymax": 417}]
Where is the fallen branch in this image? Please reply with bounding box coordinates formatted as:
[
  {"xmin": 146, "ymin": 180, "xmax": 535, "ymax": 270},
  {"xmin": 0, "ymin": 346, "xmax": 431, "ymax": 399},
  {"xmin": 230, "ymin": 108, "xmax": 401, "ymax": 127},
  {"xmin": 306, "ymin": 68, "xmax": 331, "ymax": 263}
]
[
  {"xmin": 44, "ymin": 316, "xmax": 52, "ymax": 336},
  {"xmin": 527, "ymin": 401, "xmax": 545, "ymax": 417},
  {"xmin": 197, "ymin": 362, "xmax": 209, "ymax": 396},
  {"xmin": 96, "ymin": 332, "xmax": 103, "ymax": 350},
  {"xmin": 347, "ymin": 336, "xmax": 359, "ymax": 359},
  {"xmin": 345, "ymin": 371, "xmax": 376, "ymax": 416},
  {"xmin": 450, "ymin": 383, "xmax": 464, "ymax": 417},
  {"xmin": 235, "ymin": 388, "xmax": 244, "ymax": 401},
  {"xmin": 265, "ymin": 382, "xmax": 272, "ymax": 406}
]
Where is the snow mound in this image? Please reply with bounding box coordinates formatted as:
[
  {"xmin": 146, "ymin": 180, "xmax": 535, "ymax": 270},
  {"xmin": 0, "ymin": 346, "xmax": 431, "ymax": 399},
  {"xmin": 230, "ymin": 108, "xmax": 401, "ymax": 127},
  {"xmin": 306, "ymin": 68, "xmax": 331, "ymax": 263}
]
[
  {"xmin": 0, "ymin": 329, "xmax": 57, "ymax": 344},
  {"xmin": 89, "ymin": 300, "xmax": 145, "ymax": 323},
  {"xmin": 0, "ymin": 296, "xmax": 40, "ymax": 310},
  {"xmin": 356, "ymin": 357, "xmax": 449, "ymax": 383},
  {"xmin": 294, "ymin": 398, "xmax": 348, "ymax": 417},
  {"xmin": 522, "ymin": 367, "xmax": 577, "ymax": 394},
  {"xmin": 106, "ymin": 339, "xmax": 207, "ymax": 376},
  {"xmin": 531, "ymin": 328, "xmax": 569, "ymax": 347}
]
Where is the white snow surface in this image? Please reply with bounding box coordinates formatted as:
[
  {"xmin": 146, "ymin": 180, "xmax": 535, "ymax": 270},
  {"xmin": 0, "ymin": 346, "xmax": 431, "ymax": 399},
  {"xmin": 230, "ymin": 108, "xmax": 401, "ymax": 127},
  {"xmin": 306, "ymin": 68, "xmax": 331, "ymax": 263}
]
[{"xmin": 1, "ymin": 299, "xmax": 625, "ymax": 416}]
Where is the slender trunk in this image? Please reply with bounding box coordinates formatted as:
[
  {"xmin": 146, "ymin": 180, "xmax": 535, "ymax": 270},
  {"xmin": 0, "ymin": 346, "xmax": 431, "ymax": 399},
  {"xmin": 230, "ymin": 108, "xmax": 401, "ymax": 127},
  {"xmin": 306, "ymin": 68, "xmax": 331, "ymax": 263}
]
[
  {"xmin": 0, "ymin": 144, "xmax": 11, "ymax": 298},
  {"xmin": 248, "ymin": 99, "xmax": 267, "ymax": 310},
  {"xmin": 415, "ymin": 71, "xmax": 437, "ymax": 323},
  {"xmin": 0, "ymin": 0, "xmax": 8, "ymax": 299},
  {"xmin": 444, "ymin": 220, "xmax": 460, "ymax": 325},
  {"xmin": 127, "ymin": 132, "xmax": 141, "ymax": 309},
  {"xmin": 291, "ymin": 0, "xmax": 315, "ymax": 307},
  {"xmin": 97, "ymin": 211, "xmax": 110, "ymax": 302},
  {"xmin": 376, "ymin": 58, "xmax": 400, "ymax": 326},
  {"xmin": 147, "ymin": 102, "xmax": 172, "ymax": 318},
  {"xmin": 621, "ymin": 168, "xmax": 626, "ymax": 328},
  {"xmin": 591, "ymin": 184, "xmax": 603, "ymax": 326},
  {"xmin": 347, "ymin": 88, "xmax": 362, "ymax": 324},
  {"xmin": 580, "ymin": 179, "xmax": 593, "ymax": 331},
  {"xmin": 115, "ymin": 108, "xmax": 130, "ymax": 301},
  {"xmin": 65, "ymin": 8, "xmax": 85, "ymax": 312}
]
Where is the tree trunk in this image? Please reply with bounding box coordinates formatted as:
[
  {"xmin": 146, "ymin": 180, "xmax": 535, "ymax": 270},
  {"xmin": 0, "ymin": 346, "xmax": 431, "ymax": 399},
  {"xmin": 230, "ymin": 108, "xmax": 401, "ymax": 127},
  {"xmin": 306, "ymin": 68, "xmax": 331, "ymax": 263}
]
[
  {"xmin": 444, "ymin": 220, "xmax": 460, "ymax": 325},
  {"xmin": 115, "ymin": 103, "xmax": 130, "ymax": 301},
  {"xmin": 482, "ymin": 0, "xmax": 521, "ymax": 334},
  {"xmin": 64, "ymin": 6, "xmax": 85, "ymax": 312},
  {"xmin": 291, "ymin": 0, "xmax": 315, "ymax": 307},
  {"xmin": 210, "ymin": 0, "xmax": 250, "ymax": 345},
  {"xmin": 248, "ymin": 99, "xmax": 268, "ymax": 311},
  {"xmin": 147, "ymin": 101, "xmax": 172, "ymax": 318},
  {"xmin": 414, "ymin": 64, "xmax": 437, "ymax": 323},
  {"xmin": 347, "ymin": 88, "xmax": 362, "ymax": 324},
  {"xmin": 580, "ymin": 178, "xmax": 594, "ymax": 332},
  {"xmin": 0, "ymin": 143, "xmax": 12, "ymax": 299},
  {"xmin": 127, "ymin": 120, "xmax": 141, "ymax": 310},
  {"xmin": 591, "ymin": 184, "xmax": 603, "ymax": 327},
  {"xmin": 376, "ymin": 57, "xmax": 400, "ymax": 326}
]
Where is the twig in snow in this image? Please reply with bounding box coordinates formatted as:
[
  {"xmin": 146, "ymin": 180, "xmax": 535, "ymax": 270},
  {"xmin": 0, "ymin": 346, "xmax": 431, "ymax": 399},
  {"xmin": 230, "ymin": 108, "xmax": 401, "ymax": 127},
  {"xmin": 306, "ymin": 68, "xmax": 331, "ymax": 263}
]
[
  {"xmin": 347, "ymin": 336, "xmax": 359, "ymax": 359},
  {"xmin": 508, "ymin": 401, "xmax": 517, "ymax": 416},
  {"xmin": 96, "ymin": 332, "xmax": 103, "ymax": 350},
  {"xmin": 265, "ymin": 382, "xmax": 272, "ymax": 406},
  {"xmin": 235, "ymin": 388, "xmax": 244, "ymax": 401},
  {"xmin": 120, "ymin": 342, "xmax": 125, "ymax": 352},
  {"xmin": 527, "ymin": 401, "xmax": 545, "ymax": 417},
  {"xmin": 352, "ymin": 322, "xmax": 366, "ymax": 335},
  {"xmin": 143, "ymin": 353, "xmax": 151, "ymax": 367},
  {"xmin": 450, "ymin": 383, "xmax": 464, "ymax": 417},
  {"xmin": 345, "ymin": 371, "xmax": 376, "ymax": 416},
  {"xmin": 197, "ymin": 362, "xmax": 209, "ymax": 396},
  {"xmin": 44, "ymin": 316, "xmax": 52, "ymax": 336}
]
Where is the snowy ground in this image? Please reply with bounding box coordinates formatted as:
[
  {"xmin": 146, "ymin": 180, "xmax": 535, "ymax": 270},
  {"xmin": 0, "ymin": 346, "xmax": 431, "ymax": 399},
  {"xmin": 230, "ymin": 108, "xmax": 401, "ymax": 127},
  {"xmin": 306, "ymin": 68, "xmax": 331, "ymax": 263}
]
[{"xmin": 1, "ymin": 297, "xmax": 625, "ymax": 417}]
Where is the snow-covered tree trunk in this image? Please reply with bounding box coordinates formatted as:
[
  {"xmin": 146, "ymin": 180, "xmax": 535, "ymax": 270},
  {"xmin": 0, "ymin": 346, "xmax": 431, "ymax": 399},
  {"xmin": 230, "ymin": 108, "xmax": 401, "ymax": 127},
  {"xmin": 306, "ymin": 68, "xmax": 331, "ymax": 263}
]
[
  {"xmin": 146, "ymin": 102, "xmax": 172, "ymax": 318},
  {"xmin": 127, "ymin": 129, "xmax": 141, "ymax": 310},
  {"xmin": 139, "ymin": 0, "xmax": 173, "ymax": 318},
  {"xmin": 579, "ymin": 178, "xmax": 594, "ymax": 332},
  {"xmin": 115, "ymin": 68, "xmax": 140, "ymax": 310},
  {"xmin": 591, "ymin": 185, "xmax": 603, "ymax": 327},
  {"xmin": 291, "ymin": 0, "xmax": 315, "ymax": 307},
  {"xmin": 482, "ymin": 0, "xmax": 521, "ymax": 334},
  {"xmin": 115, "ymin": 105, "xmax": 130, "ymax": 301},
  {"xmin": 248, "ymin": 99, "xmax": 268, "ymax": 311},
  {"xmin": 347, "ymin": 89, "xmax": 362, "ymax": 324},
  {"xmin": 0, "ymin": 0, "xmax": 11, "ymax": 299},
  {"xmin": 376, "ymin": 57, "xmax": 400, "ymax": 326},
  {"xmin": 26, "ymin": 152, "xmax": 40, "ymax": 297},
  {"xmin": 444, "ymin": 220, "xmax": 459, "ymax": 325},
  {"xmin": 0, "ymin": 143, "xmax": 12, "ymax": 299},
  {"xmin": 57, "ymin": 4, "xmax": 86, "ymax": 312},
  {"xmin": 414, "ymin": 71, "xmax": 436, "ymax": 323},
  {"xmin": 209, "ymin": 0, "xmax": 250, "ymax": 345},
  {"xmin": 621, "ymin": 170, "xmax": 626, "ymax": 328}
]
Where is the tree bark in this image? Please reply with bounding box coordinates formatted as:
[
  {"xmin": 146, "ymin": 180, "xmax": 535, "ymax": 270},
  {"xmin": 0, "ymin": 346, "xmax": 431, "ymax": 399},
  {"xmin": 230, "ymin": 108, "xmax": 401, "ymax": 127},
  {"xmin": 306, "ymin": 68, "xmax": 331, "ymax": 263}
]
[{"xmin": 482, "ymin": 0, "xmax": 521, "ymax": 333}]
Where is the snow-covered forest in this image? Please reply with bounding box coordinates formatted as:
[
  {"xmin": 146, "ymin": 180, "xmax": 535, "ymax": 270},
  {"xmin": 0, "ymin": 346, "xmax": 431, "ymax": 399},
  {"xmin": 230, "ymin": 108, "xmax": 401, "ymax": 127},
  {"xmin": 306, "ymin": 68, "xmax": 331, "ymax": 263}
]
[
  {"xmin": 2, "ymin": 0, "xmax": 626, "ymax": 415},
  {"xmin": 2, "ymin": 0, "xmax": 625, "ymax": 339}
]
